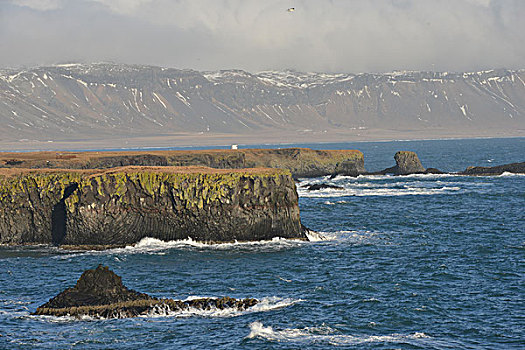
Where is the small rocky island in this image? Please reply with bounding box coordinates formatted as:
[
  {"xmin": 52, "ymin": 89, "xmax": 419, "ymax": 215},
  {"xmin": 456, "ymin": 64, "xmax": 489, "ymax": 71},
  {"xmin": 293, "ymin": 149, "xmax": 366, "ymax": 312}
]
[{"xmin": 34, "ymin": 265, "xmax": 258, "ymax": 318}]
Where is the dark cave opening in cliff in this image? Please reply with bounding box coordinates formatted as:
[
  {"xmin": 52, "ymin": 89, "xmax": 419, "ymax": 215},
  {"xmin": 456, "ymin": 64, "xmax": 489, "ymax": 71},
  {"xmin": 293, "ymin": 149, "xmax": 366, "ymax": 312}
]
[{"xmin": 51, "ymin": 183, "xmax": 79, "ymax": 246}]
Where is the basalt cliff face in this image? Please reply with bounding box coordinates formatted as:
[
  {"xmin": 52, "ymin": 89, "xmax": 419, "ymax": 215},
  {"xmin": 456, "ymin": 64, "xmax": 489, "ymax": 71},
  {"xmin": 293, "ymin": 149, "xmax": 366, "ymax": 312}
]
[
  {"xmin": 0, "ymin": 148, "xmax": 365, "ymax": 178},
  {"xmin": 0, "ymin": 166, "xmax": 304, "ymax": 246}
]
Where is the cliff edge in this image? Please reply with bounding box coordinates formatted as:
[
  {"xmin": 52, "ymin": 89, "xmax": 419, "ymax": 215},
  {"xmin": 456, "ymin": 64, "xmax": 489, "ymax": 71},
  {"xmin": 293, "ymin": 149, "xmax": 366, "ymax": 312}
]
[{"xmin": 0, "ymin": 148, "xmax": 366, "ymax": 178}]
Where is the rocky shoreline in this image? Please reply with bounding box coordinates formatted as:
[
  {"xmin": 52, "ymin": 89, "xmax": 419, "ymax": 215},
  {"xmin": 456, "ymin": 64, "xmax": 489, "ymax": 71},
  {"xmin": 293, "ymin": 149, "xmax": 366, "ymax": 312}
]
[
  {"xmin": 369, "ymin": 151, "xmax": 523, "ymax": 177},
  {"xmin": 1, "ymin": 147, "xmax": 522, "ymax": 247},
  {"xmin": 34, "ymin": 265, "xmax": 258, "ymax": 319}
]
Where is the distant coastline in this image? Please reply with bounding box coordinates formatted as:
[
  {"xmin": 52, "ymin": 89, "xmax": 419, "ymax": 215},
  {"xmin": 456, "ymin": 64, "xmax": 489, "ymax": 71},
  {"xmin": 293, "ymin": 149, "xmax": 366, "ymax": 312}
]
[{"xmin": 0, "ymin": 133, "xmax": 523, "ymax": 153}]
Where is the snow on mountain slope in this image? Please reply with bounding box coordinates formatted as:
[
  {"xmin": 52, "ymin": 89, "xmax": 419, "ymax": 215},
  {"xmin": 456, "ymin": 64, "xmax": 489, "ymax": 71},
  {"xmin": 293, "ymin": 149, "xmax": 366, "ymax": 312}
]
[{"xmin": 1, "ymin": 63, "xmax": 524, "ymax": 143}]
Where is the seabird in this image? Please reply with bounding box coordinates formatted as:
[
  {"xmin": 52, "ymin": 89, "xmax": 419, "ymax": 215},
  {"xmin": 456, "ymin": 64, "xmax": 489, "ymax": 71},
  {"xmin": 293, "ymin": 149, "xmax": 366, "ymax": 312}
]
[{"xmin": 287, "ymin": 7, "xmax": 295, "ymax": 12}]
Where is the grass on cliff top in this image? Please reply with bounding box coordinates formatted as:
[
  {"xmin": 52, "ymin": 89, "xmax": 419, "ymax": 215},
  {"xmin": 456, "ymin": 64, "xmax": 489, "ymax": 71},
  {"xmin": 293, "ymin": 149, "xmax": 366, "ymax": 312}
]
[
  {"xmin": 0, "ymin": 166, "xmax": 288, "ymax": 178},
  {"xmin": 0, "ymin": 147, "xmax": 362, "ymax": 163}
]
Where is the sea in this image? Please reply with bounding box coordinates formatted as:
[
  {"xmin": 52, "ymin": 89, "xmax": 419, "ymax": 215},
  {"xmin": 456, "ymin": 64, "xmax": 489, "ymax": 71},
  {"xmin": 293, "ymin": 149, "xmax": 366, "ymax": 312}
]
[{"xmin": 0, "ymin": 137, "xmax": 523, "ymax": 349}]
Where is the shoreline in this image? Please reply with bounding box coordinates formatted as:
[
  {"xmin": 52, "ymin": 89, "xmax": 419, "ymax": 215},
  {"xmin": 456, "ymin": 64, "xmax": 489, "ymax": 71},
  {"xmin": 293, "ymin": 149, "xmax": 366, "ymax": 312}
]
[{"xmin": 0, "ymin": 130, "xmax": 522, "ymax": 153}]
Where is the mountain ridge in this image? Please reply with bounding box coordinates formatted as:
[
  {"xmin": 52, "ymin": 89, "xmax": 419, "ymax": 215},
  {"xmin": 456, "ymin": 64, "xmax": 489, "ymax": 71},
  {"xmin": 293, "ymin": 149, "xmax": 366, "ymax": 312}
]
[{"xmin": 1, "ymin": 63, "xmax": 524, "ymax": 149}]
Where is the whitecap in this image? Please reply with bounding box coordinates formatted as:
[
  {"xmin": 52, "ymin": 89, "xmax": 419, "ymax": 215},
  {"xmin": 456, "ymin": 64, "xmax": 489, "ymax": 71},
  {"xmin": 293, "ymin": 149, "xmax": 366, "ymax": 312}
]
[
  {"xmin": 498, "ymin": 171, "xmax": 524, "ymax": 177},
  {"xmin": 134, "ymin": 296, "xmax": 301, "ymax": 319},
  {"xmin": 305, "ymin": 231, "xmax": 337, "ymax": 242},
  {"xmin": 246, "ymin": 321, "xmax": 431, "ymax": 346},
  {"xmin": 58, "ymin": 236, "xmax": 306, "ymax": 257}
]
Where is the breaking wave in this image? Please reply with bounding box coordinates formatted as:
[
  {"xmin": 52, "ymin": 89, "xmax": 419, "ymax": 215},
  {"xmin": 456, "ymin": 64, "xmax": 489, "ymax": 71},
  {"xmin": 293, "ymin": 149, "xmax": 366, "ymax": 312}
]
[
  {"xmin": 295, "ymin": 175, "xmax": 487, "ymax": 198},
  {"xmin": 143, "ymin": 296, "xmax": 301, "ymax": 319},
  {"xmin": 58, "ymin": 237, "xmax": 306, "ymax": 257}
]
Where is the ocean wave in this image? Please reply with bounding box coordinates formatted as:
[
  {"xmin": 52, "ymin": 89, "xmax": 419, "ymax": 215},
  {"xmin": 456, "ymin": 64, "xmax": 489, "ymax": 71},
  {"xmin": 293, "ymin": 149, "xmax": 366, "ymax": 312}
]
[
  {"xmin": 58, "ymin": 237, "xmax": 306, "ymax": 258},
  {"xmin": 246, "ymin": 321, "xmax": 430, "ymax": 346},
  {"xmin": 357, "ymin": 173, "xmax": 458, "ymax": 180},
  {"xmin": 144, "ymin": 296, "xmax": 301, "ymax": 319},
  {"xmin": 123, "ymin": 237, "xmax": 306, "ymax": 252},
  {"xmin": 305, "ymin": 231, "xmax": 336, "ymax": 242},
  {"xmin": 498, "ymin": 171, "xmax": 525, "ymax": 177},
  {"xmin": 304, "ymin": 230, "xmax": 389, "ymax": 246}
]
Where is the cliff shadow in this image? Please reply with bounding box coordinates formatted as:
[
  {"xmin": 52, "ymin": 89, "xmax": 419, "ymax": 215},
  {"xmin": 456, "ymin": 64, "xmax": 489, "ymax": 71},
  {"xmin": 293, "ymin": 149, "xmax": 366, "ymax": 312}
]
[{"xmin": 51, "ymin": 183, "xmax": 79, "ymax": 246}]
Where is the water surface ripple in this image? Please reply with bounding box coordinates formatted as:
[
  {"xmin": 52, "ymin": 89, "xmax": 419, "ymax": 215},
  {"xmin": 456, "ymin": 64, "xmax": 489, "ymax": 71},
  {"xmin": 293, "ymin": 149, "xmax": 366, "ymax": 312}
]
[{"xmin": 1, "ymin": 138, "xmax": 524, "ymax": 349}]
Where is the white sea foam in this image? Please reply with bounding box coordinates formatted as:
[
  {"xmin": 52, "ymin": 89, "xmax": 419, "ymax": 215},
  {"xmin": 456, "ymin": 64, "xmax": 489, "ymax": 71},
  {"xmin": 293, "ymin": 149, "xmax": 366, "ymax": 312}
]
[
  {"xmin": 127, "ymin": 237, "xmax": 305, "ymax": 252},
  {"xmin": 305, "ymin": 231, "xmax": 336, "ymax": 242},
  {"xmin": 247, "ymin": 321, "xmax": 430, "ymax": 345},
  {"xmin": 58, "ymin": 236, "xmax": 306, "ymax": 258},
  {"xmin": 19, "ymin": 297, "xmax": 300, "ymax": 322},
  {"xmin": 297, "ymin": 174, "xmax": 470, "ymax": 198},
  {"xmin": 498, "ymin": 171, "xmax": 524, "ymax": 177},
  {"xmin": 143, "ymin": 296, "xmax": 301, "ymax": 319},
  {"xmin": 356, "ymin": 173, "xmax": 457, "ymax": 180}
]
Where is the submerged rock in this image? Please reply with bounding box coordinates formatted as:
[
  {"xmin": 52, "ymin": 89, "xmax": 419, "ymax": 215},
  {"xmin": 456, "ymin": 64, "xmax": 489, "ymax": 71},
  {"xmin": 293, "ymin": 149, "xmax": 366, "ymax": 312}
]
[
  {"xmin": 301, "ymin": 183, "xmax": 344, "ymax": 191},
  {"xmin": 33, "ymin": 265, "xmax": 258, "ymax": 319}
]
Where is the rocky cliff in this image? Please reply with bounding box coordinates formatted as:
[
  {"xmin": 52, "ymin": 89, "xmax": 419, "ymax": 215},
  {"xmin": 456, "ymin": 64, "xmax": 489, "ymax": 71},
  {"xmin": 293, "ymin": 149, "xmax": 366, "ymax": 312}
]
[
  {"xmin": 0, "ymin": 148, "xmax": 365, "ymax": 178},
  {"xmin": 460, "ymin": 162, "xmax": 525, "ymax": 176},
  {"xmin": 1, "ymin": 63, "xmax": 524, "ymax": 149},
  {"xmin": 0, "ymin": 166, "xmax": 305, "ymax": 246}
]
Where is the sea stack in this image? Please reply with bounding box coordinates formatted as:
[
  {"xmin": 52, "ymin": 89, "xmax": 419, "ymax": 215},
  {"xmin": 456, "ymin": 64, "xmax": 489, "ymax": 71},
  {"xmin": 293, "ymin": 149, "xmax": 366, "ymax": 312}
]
[
  {"xmin": 33, "ymin": 265, "xmax": 258, "ymax": 318},
  {"xmin": 374, "ymin": 151, "xmax": 428, "ymax": 175},
  {"xmin": 393, "ymin": 151, "xmax": 426, "ymax": 175}
]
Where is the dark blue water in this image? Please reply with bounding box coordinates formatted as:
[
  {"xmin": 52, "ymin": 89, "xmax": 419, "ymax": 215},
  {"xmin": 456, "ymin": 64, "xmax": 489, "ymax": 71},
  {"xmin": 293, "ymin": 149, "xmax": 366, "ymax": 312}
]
[{"xmin": 1, "ymin": 138, "xmax": 524, "ymax": 349}]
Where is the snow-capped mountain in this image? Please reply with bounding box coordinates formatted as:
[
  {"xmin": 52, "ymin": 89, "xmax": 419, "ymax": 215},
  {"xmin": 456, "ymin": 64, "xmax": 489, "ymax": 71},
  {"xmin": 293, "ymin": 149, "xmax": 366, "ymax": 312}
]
[{"xmin": 1, "ymin": 63, "xmax": 524, "ymax": 144}]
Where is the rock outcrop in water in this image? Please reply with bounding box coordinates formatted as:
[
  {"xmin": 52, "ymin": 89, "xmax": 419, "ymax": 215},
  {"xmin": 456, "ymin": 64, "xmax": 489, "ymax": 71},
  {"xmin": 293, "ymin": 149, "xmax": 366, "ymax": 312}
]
[
  {"xmin": 0, "ymin": 166, "xmax": 305, "ymax": 246},
  {"xmin": 371, "ymin": 151, "xmax": 523, "ymax": 176},
  {"xmin": 459, "ymin": 162, "xmax": 525, "ymax": 176},
  {"xmin": 0, "ymin": 148, "xmax": 366, "ymax": 178},
  {"xmin": 33, "ymin": 265, "xmax": 258, "ymax": 318},
  {"xmin": 375, "ymin": 151, "xmax": 427, "ymax": 175},
  {"xmin": 302, "ymin": 183, "xmax": 344, "ymax": 191},
  {"xmin": 371, "ymin": 151, "xmax": 444, "ymax": 175}
]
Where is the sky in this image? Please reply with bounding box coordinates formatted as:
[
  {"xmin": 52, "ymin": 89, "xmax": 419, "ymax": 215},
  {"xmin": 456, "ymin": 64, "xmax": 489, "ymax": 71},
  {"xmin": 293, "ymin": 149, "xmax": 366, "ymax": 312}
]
[{"xmin": 1, "ymin": 0, "xmax": 524, "ymax": 73}]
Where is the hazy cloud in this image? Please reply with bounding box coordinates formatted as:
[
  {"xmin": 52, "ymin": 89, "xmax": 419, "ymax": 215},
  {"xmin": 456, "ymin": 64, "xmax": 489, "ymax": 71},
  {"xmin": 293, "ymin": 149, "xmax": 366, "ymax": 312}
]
[{"xmin": 2, "ymin": 0, "xmax": 524, "ymax": 72}]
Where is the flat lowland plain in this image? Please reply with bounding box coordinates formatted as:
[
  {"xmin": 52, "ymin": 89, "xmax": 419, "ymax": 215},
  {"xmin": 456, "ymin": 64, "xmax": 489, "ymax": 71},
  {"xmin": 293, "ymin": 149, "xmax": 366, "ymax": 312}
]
[{"xmin": 1, "ymin": 127, "xmax": 523, "ymax": 152}]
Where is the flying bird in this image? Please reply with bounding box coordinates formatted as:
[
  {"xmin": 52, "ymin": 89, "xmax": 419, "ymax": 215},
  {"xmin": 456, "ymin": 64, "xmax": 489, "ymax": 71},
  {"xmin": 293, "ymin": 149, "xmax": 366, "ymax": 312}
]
[{"xmin": 287, "ymin": 7, "xmax": 295, "ymax": 12}]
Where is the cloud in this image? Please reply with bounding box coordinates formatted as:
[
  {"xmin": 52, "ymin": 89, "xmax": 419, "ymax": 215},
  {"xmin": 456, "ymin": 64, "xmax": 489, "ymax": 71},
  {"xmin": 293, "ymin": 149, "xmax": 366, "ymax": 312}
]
[{"xmin": 2, "ymin": 0, "xmax": 524, "ymax": 72}]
